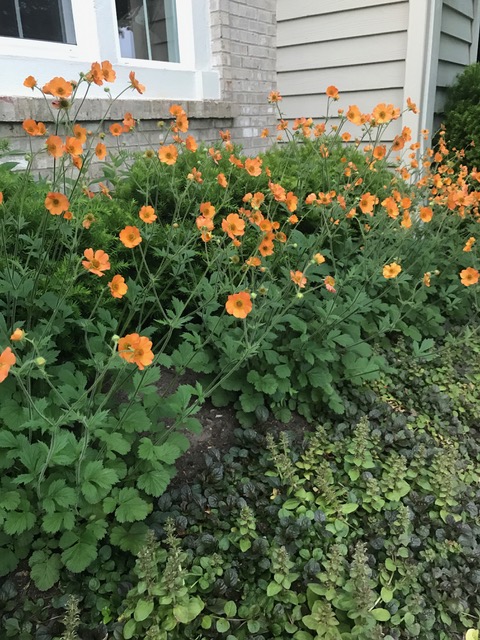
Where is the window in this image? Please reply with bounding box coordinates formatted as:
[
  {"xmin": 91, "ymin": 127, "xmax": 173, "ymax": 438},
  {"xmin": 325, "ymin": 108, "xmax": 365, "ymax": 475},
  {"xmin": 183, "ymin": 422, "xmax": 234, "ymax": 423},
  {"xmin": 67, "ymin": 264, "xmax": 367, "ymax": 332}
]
[
  {"xmin": 116, "ymin": 0, "xmax": 179, "ymax": 62},
  {"xmin": 0, "ymin": 0, "xmax": 76, "ymax": 44}
]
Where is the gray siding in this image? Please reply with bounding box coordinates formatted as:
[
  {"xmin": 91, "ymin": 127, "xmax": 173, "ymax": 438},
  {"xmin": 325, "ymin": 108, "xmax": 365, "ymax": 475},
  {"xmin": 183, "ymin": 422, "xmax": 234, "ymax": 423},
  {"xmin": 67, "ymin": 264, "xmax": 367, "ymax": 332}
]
[{"xmin": 277, "ymin": 0, "xmax": 409, "ymax": 141}]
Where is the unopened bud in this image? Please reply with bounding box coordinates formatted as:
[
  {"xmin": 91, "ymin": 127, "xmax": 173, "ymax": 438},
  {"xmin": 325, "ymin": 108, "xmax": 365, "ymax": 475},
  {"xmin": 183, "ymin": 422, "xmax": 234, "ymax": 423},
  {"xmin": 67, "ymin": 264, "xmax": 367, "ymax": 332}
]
[{"xmin": 35, "ymin": 357, "xmax": 46, "ymax": 367}]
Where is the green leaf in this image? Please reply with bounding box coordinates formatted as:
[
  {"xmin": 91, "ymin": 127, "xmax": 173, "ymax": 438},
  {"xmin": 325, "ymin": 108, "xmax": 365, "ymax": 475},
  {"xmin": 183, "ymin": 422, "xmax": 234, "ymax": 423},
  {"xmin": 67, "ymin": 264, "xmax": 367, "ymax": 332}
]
[
  {"xmin": 81, "ymin": 461, "xmax": 119, "ymax": 504},
  {"xmin": 115, "ymin": 488, "xmax": 151, "ymax": 523},
  {"xmin": 385, "ymin": 558, "xmax": 396, "ymax": 572},
  {"xmin": 466, "ymin": 631, "xmax": 479, "ymax": 640},
  {"xmin": 216, "ymin": 618, "xmax": 230, "ymax": 633},
  {"xmin": 0, "ymin": 491, "xmax": 20, "ymax": 511},
  {"xmin": 173, "ymin": 596, "xmax": 204, "ymax": 624},
  {"xmin": 137, "ymin": 468, "xmax": 171, "ymax": 497},
  {"xmin": 239, "ymin": 392, "xmax": 264, "ymax": 413},
  {"xmin": 267, "ymin": 581, "xmax": 282, "ymax": 596},
  {"xmin": 61, "ymin": 534, "xmax": 98, "ymax": 572},
  {"xmin": 274, "ymin": 364, "xmax": 291, "ymax": 379},
  {"xmin": 0, "ymin": 548, "xmax": 18, "ymax": 576},
  {"xmin": 371, "ymin": 608, "xmax": 391, "ymax": 622},
  {"xmin": 134, "ymin": 599, "xmax": 154, "ymax": 622},
  {"xmin": 29, "ymin": 551, "xmax": 61, "ymax": 591},
  {"xmin": 3, "ymin": 508, "xmax": 36, "ymax": 535},
  {"xmin": 247, "ymin": 619, "xmax": 261, "ymax": 633},
  {"xmin": 381, "ymin": 587, "xmax": 393, "ymax": 603},
  {"xmin": 122, "ymin": 618, "xmax": 137, "ymax": 640},
  {"xmin": 340, "ymin": 503, "xmax": 359, "ymax": 514},
  {"xmin": 224, "ymin": 601, "xmax": 237, "ymax": 617},
  {"xmin": 110, "ymin": 522, "xmax": 149, "ymax": 554},
  {"xmin": 42, "ymin": 511, "xmax": 75, "ymax": 534},
  {"xmin": 43, "ymin": 479, "xmax": 76, "ymax": 513}
]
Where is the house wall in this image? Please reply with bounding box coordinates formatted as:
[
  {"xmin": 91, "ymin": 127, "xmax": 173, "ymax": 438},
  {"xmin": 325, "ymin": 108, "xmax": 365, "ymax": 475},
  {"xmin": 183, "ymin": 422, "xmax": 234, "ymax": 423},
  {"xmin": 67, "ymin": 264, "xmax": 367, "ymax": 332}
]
[
  {"xmin": 276, "ymin": 0, "xmax": 410, "ymax": 142},
  {"xmin": 0, "ymin": 0, "xmax": 277, "ymax": 165}
]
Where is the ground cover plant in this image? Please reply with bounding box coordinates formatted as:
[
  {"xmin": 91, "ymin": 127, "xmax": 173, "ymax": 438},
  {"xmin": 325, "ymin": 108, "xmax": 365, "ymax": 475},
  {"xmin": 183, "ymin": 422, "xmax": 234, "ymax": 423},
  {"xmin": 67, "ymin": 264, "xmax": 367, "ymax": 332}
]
[{"xmin": 0, "ymin": 64, "xmax": 480, "ymax": 638}]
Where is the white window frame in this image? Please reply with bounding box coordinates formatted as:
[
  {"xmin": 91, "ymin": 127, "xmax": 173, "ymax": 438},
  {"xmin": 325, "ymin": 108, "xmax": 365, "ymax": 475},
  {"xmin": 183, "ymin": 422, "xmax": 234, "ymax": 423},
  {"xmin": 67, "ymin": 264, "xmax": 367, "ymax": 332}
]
[{"xmin": 0, "ymin": 0, "xmax": 219, "ymax": 101}]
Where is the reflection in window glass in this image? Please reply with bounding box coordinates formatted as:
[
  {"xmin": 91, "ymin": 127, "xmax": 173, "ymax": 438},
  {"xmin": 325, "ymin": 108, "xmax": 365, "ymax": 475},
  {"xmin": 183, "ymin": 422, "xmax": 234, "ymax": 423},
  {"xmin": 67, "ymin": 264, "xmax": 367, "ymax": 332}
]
[
  {"xmin": 0, "ymin": 0, "xmax": 76, "ymax": 44},
  {"xmin": 116, "ymin": 0, "xmax": 180, "ymax": 62}
]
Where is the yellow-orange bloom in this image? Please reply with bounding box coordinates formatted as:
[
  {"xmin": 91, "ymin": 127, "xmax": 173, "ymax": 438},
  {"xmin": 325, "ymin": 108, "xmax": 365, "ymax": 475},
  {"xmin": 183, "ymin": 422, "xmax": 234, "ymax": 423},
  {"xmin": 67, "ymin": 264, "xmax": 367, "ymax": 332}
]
[
  {"xmin": 245, "ymin": 256, "xmax": 261, "ymax": 267},
  {"xmin": 23, "ymin": 119, "xmax": 43, "ymax": 136},
  {"xmin": 225, "ymin": 291, "xmax": 253, "ymax": 318},
  {"xmin": 245, "ymin": 157, "xmax": 262, "ymax": 177},
  {"xmin": 109, "ymin": 123, "xmax": 123, "ymax": 137},
  {"xmin": 73, "ymin": 124, "xmax": 87, "ymax": 144},
  {"xmin": 268, "ymin": 91, "xmax": 282, "ymax": 103},
  {"xmin": 423, "ymin": 272, "xmax": 431, "ymax": 287},
  {"xmin": 222, "ymin": 213, "xmax": 245, "ymax": 240},
  {"xmin": 109, "ymin": 275, "xmax": 128, "ymax": 299},
  {"xmin": 199, "ymin": 202, "xmax": 216, "ymax": 219},
  {"xmin": 82, "ymin": 248, "xmax": 110, "ymax": 277},
  {"xmin": 419, "ymin": 206, "xmax": 433, "ymax": 222},
  {"xmin": 46, "ymin": 135, "xmax": 64, "ymax": 158},
  {"xmin": 0, "ymin": 347, "xmax": 16, "ymax": 383},
  {"xmin": 65, "ymin": 136, "xmax": 83, "ymax": 157},
  {"xmin": 10, "ymin": 328, "xmax": 25, "ymax": 341},
  {"xmin": 359, "ymin": 192, "xmax": 378, "ymax": 215},
  {"xmin": 383, "ymin": 262, "xmax": 402, "ymax": 279},
  {"xmin": 139, "ymin": 205, "xmax": 157, "ymax": 224},
  {"xmin": 290, "ymin": 270, "xmax": 307, "ymax": 288},
  {"xmin": 23, "ymin": 76, "xmax": 37, "ymax": 89},
  {"xmin": 44, "ymin": 77, "xmax": 73, "ymax": 98},
  {"xmin": 217, "ymin": 173, "xmax": 228, "ymax": 188},
  {"xmin": 460, "ymin": 267, "xmax": 479, "ymax": 286},
  {"xmin": 129, "ymin": 71, "xmax": 145, "ymax": 94},
  {"xmin": 346, "ymin": 105, "xmax": 363, "ymax": 125},
  {"xmin": 101, "ymin": 60, "xmax": 116, "ymax": 83},
  {"xmin": 45, "ymin": 192, "xmax": 69, "ymax": 215},
  {"xmin": 158, "ymin": 144, "xmax": 178, "ymax": 165},
  {"xmin": 119, "ymin": 226, "xmax": 142, "ymax": 248},
  {"xmin": 118, "ymin": 333, "xmax": 154, "ymax": 370},
  {"xmin": 326, "ymin": 85, "xmax": 339, "ymax": 100},
  {"xmin": 324, "ymin": 276, "xmax": 336, "ymax": 293},
  {"xmin": 313, "ymin": 253, "xmax": 325, "ymax": 264},
  {"xmin": 185, "ymin": 135, "xmax": 197, "ymax": 152},
  {"xmin": 463, "ymin": 237, "xmax": 476, "ymax": 252},
  {"xmin": 95, "ymin": 142, "xmax": 107, "ymax": 160}
]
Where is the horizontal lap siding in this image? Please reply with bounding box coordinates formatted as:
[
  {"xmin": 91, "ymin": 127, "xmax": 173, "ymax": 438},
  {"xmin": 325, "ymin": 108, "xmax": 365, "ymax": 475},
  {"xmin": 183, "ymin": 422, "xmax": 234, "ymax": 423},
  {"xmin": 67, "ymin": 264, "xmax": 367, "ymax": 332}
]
[
  {"xmin": 277, "ymin": 0, "xmax": 409, "ymax": 142},
  {"xmin": 435, "ymin": 0, "xmax": 475, "ymax": 116}
]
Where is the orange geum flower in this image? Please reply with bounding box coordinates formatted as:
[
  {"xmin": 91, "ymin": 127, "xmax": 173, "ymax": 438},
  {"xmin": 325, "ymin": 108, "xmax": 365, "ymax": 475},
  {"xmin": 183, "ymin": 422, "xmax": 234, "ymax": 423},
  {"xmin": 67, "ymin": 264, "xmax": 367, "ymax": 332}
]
[
  {"xmin": 109, "ymin": 275, "xmax": 128, "ymax": 299},
  {"xmin": 23, "ymin": 75, "xmax": 37, "ymax": 89},
  {"xmin": 460, "ymin": 267, "xmax": 479, "ymax": 286},
  {"xmin": 373, "ymin": 145, "xmax": 386, "ymax": 160},
  {"xmin": 123, "ymin": 112, "xmax": 135, "ymax": 130},
  {"xmin": 383, "ymin": 262, "xmax": 402, "ymax": 279},
  {"xmin": 82, "ymin": 248, "xmax": 110, "ymax": 277},
  {"xmin": 63, "ymin": 211, "xmax": 73, "ymax": 220},
  {"xmin": 129, "ymin": 71, "xmax": 145, "ymax": 94},
  {"xmin": 419, "ymin": 206, "xmax": 433, "ymax": 222},
  {"xmin": 185, "ymin": 135, "xmax": 197, "ymax": 152},
  {"xmin": 109, "ymin": 123, "xmax": 123, "ymax": 137},
  {"xmin": 258, "ymin": 238, "xmax": 274, "ymax": 257},
  {"xmin": 0, "ymin": 192, "xmax": 3, "ymax": 205},
  {"xmin": 196, "ymin": 215, "xmax": 214, "ymax": 232},
  {"xmin": 118, "ymin": 333, "xmax": 154, "ymax": 370},
  {"xmin": 313, "ymin": 253, "xmax": 326, "ymax": 264},
  {"xmin": 225, "ymin": 291, "xmax": 253, "ymax": 319},
  {"xmin": 276, "ymin": 231, "xmax": 287, "ymax": 243},
  {"xmin": 268, "ymin": 90, "xmax": 282, "ymax": 103},
  {"xmin": 10, "ymin": 328, "xmax": 25, "ymax": 341},
  {"xmin": 65, "ymin": 136, "xmax": 83, "ymax": 157},
  {"xmin": 199, "ymin": 202, "xmax": 216, "ymax": 219},
  {"xmin": 261, "ymin": 128, "xmax": 270, "ymax": 138},
  {"xmin": 217, "ymin": 173, "xmax": 228, "ymax": 188},
  {"xmin": 222, "ymin": 213, "xmax": 245, "ymax": 240},
  {"xmin": 169, "ymin": 104, "xmax": 185, "ymax": 118},
  {"xmin": 73, "ymin": 124, "xmax": 87, "ymax": 144},
  {"xmin": 187, "ymin": 167, "xmax": 203, "ymax": 183},
  {"xmin": 251, "ymin": 192, "xmax": 265, "ymax": 209},
  {"xmin": 463, "ymin": 237, "xmax": 476, "ymax": 252},
  {"xmin": 346, "ymin": 105, "xmax": 363, "ymax": 125},
  {"xmin": 372, "ymin": 103, "xmax": 396, "ymax": 124},
  {"xmin": 45, "ymin": 77, "xmax": 73, "ymax": 98},
  {"xmin": 119, "ymin": 226, "xmax": 142, "ymax": 248},
  {"xmin": 82, "ymin": 213, "xmax": 96, "ymax": 229},
  {"xmin": 381, "ymin": 197, "xmax": 399, "ymax": 219},
  {"xmin": 290, "ymin": 270, "xmax": 307, "ymax": 288},
  {"xmin": 45, "ymin": 192, "xmax": 69, "ymax": 215},
  {"xmin": 175, "ymin": 113, "xmax": 189, "ymax": 133},
  {"xmin": 95, "ymin": 142, "xmax": 107, "ymax": 160},
  {"xmin": 423, "ymin": 272, "xmax": 431, "ymax": 287},
  {"xmin": 158, "ymin": 144, "xmax": 178, "ymax": 165},
  {"xmin": 285, "ymin": 192, "xmax": 298, "ymax": 212},
  {"xmin": 88, "ymin": 62, "xmax": 104, "ymax": 85},
  {"xmin": 46, "ymin": 135, "xmax": 64, "ymax": 158},
  {"xmin": 359, "ymin": 192, "xmax": 378, "ymax": 216},
  {"xmin": 139, "ymin": 205, "xmax": 157, "ymax": 224},
  {"xmin": 288, "ymin": 214, "xmax": 299, "ymax": 224},
  {"xmin": 23, "ymin": 119, "xmax": 44, "ymax": 136},
  {"xmin": 245, "ymin": 157, "xmax": 262, "ymax": 177},
  {"xmin": 324, "ymin": 276, "xmax": 336, "ymax": 293},
  {"xmin": 245, "ymin": 256, "xmax": 261, "ymax": 267},
  {"xmin": 101, "ymin": 60, "xmax": 116, "ymax": 83},
  {"xmin": 326, "ymin": 85, "xmax": 339, "ymax": 100},
  {"xmin": 0, "ymin": 347, "xmax": 16, "ymax": 383},
  {"xmin": 407, "ymin": 97, "xmax": 419, "ymax": 114}
]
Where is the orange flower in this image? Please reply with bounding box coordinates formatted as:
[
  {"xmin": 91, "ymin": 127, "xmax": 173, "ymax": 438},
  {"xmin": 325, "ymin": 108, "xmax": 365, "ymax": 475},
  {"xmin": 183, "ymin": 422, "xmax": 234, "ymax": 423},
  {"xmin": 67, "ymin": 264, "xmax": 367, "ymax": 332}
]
[
  {"xmin": 63, "ymin": 211, "xmax": 73, "ymax": 220},
  {"xmin": 313, "ymin": 253, "xmax": 325, "ymax": 264},
  {"xmin": 225, "ymin": 292, "xmax": 253, "ymax": 318},
  {"xmin": 372, "ymin": 103, "xmax": 396, "ymax": 124},
  {"xmin": 419, "ymin": 206, "xmax": 433, "ymax": 222},
  {"xmin": 0, "ymin": 347, "xmax": 16, "ymax": 383},
  {"xmin": 73, "ymin": 124, "xmax": 87, "ymax": 144},
  {"xmin": 381, "ymin": 197, "xmax": 399, "ymax": 219},
  {"xmin": 217, "ymin": 173, "xmax": 228, "ymax": 188},
  {"xmin": 158, "ymin": 144, "xmax": 178, "ymax": 165},
  {"xmin": 276, "ymin": 231, "xmax": 287, "ymax": 243},
  {"xmin": 285, "ymin": 192, "xmax": 298, "ymax": 212},
  {"xmin": 65, "ymin": 136, "xmax": 83, "ymax": 157},
  {"xmin": 44, "ymin": 77, "xmax": 73, "ymax": 98},
  {"xmin": 129, "ymin": 71, "xmax": 145, "ymax": 94},
  {"xmin": 460, "ymin": 267, "xmax": 479, "ymax": 286},
  {"xmin": 175, "ymin": 113, "xmax": 189, "ymax": 133},
  {"xmin": 187, "ymin": 167, "xmax": 203, "ymax": 183},
  {"xmin": 245, "ymin": 256, "xmax": 261, "ymax": 267},
  {"xmin": 119, "ymin": 226, "xmax": 142, "ymax": 248},
  {"xmin": 346, "ymin": 105, "xmax": 363, "ymax": 125},
  {"xmin": 45, "ymin": 135, "xmax": 64, "ymax": 158},
  {"xmin": 359, "ymin": 192, "xmax": 378, "ymax": 215},
  {"xmin": 82, "ymin": 213, "xmax": 96, "ymax": 229},
  {"xmin": 139, "ymin": 205, "xmax": 157, "ymax": 224},
  {"xmin": 261, "ymin": 128, "xmax": 270, "ymax": 138},
  {"xmin": 463, "ymin": 237, "xmax": 476, "ymax": 252},
  {"xmin": 118, "ymin": 333, "xmax": 154, "ymax": 369},
  {"xmin": 258, "ymin": 238, "xmax": 274, "ymax": 257},
  {"xmin": 82, "ymin": 248, "xmax": 110, "ymax": 277},
  {"xmin": 45, "ymin": 192, "xmax": 69, "ymax": 215},
  {"xmin": 383, "ymin": 262, "xmax": 402, "ymax": 279},
  {"xmin": 290, "ymin": 270, "xmax": 307, "ymax": 288},
  {"xmin": 423, "ymin": 272, "xmax": 431, "ymax": 287},
  {"xmin": 268, "ymin": 91, "xmax": 282, "ymax": 103},
  {"xmin": 23, "ymin": 76, "xmax": 37, "ymax": 89},
  {"xmin": 199, "ymin": 202, "xmax": 216, "ymax": 219},
  {"xmin": 169, "ymin": 104, "xmax": 185, "ymax": 118},
  {"xmin": 10, "ymin": 328, "xmax": 25, "ymax": 341},
  {"xmin": 326, "ymin": 85, "xmax": 339, "ymax": 100},
  {"xmin": 288, "ymin": 214, "xmax": 299, "ymax": 224},
  {"xmin": 373, "ymin": 145, "xmax": 386, "ymax": 160},
  {"xmin": 23, "ymin": 119, "xmax": 42, "ymax": 136},
  {"xmin": 122, "ymin": 112, "xmax": 135, "ymax": 130},
  {"xmin": 95, "ymin": 142, "xmax": 107, "ymax": 160},
  {"xmin": 0, "ymin": 192, "xmax": 3, "ymax": 205},
  {"xmin": 101, "ymin": 60, "xmax": 116, "ymax": 83},
  {"xmin": 407, "ymin": 97, "xmax": 419, "ymax": 114},
  {"xmin": 324, "ymin": 276, "xmax": 336, "ymax": 293},
  {"xmin": 88, "ymin": 62, "xmax": 104, "ymax": 85},
  {"xmin": 109, "ymin": 275, "xmax": 128, "ymax": 299},
  {"xmin": 245, "ymin": 157, "xmax": 262, "ymax": 177},
  {"xmin": 109, "ymin": 123, "xmax": 123, "ymax": 137},
  {"xmin": 185, "ymin": 135, "xmax": 197, "ymax": 152},
  {"xmin": 222, "ymin": 213, "xmax": 245, "ymax": 240},
  {"xmin": 196, "ymin": 216, "xmax": 214, "ymax": 232}
]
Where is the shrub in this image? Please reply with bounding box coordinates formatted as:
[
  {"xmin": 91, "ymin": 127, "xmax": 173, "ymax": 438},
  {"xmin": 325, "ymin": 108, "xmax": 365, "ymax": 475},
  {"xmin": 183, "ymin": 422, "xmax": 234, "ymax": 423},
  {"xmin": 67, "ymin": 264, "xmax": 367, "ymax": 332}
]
[{"xmin": 443, "ymin": 62, "xmax": 480, "ymax": 169}]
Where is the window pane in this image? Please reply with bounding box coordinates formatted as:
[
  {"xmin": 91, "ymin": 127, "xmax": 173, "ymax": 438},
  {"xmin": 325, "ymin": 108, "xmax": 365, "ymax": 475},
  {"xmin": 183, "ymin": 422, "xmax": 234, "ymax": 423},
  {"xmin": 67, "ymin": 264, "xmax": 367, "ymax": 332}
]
[
  {"xmin": 0, "ymin": 0, "xmax": 76, "ymax": 44},
  {"xmin": 116, "ymin": 0, "xmax": 179, "ymax": 62}
]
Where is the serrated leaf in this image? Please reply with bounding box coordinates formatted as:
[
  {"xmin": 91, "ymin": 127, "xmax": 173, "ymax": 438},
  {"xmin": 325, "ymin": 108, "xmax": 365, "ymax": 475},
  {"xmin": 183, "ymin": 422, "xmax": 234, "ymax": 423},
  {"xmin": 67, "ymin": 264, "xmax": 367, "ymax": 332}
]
[
  {"xmin": 110, "ymin": 522, "xmax": 149, "ymax": 553},
  {"xmin": 3, "ymin": 509, "xmax": 36, "ymax": 535},
  {"xmin": 173, "ymin": 596, "xmax": 204, "ymax": 624},
  {"xmin": 42, "ymin": 510, "xmax": 75, "ymax": 534},
  {"xmin": 0, "ymin": 548, "xmax": 18, "ymax": 577},
  {"xmin": 115, "ymin": 488, "xmax": 150, "ymax": 523},
  {"xmin": 81, "ymin": 461, "xmax": 119, "ymax": 504},
  {"xmin": 61, "ymin": 538, "xmax": 98, "ymax": 572},
  {"xmin": 29, "ymin": 551, "xmax": 61, "ymax": 591},
  {"xmin": 137, "ymin": 468, "xmax": 171, "ymax": 497},
  {"xmin": 0, "ymin": 491, "xmax": 21, "ymax": 511}
]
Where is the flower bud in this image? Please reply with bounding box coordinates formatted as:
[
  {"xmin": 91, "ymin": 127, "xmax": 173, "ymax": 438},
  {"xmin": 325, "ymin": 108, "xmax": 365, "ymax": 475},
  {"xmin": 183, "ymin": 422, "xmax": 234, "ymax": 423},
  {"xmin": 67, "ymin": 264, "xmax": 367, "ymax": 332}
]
[
  {"xmin": 10, "ymin": 328, "xmax": 25, "ymax": 342},
  {"xmin": 296, "ymin": 292, "xmax": 304, "ymax": 299},
  {"xmin": 112, "ymin": 334, "xmax": 120, "ymax": 343},
  {"xmin": 35, "ymin": 357, "xmax": 46, "ymax": 367}
]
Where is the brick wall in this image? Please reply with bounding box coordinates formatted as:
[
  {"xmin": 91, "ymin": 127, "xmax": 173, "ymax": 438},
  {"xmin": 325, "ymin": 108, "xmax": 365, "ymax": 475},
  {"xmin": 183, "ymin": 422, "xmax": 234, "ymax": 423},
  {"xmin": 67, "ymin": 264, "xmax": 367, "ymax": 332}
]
[{"xmin": 0, "ymin": 0, "xmax": 277, "ymax": 164}]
